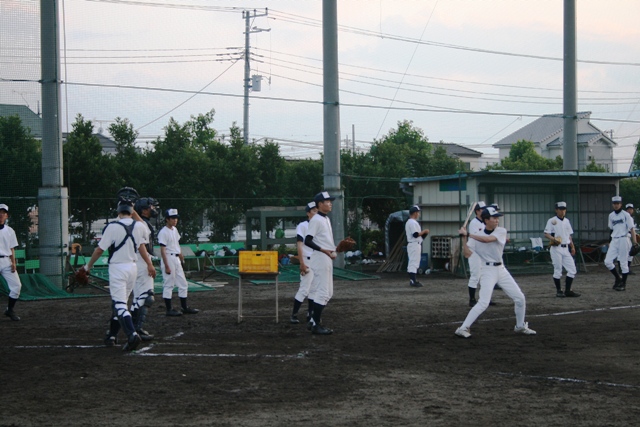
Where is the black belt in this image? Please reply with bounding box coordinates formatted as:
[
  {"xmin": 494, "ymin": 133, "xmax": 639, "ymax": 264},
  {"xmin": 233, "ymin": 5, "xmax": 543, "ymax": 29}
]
[
  {"xmin": 169, "ymin": 253, "xmax": 180, "ymax": 257},
  {"xmin": 0, "ymin": 255, "xmax": 7, "ymax": 258},
  {"xmin": 560, "ymin": 244, "xmax": 568, "ymax": 248},
  {"xmin": 485, "ymin": 262, "xmax": 502, "ymax": 266},
  {"xmin": 306, "ymin": 256, "xmax": 311, "ymax": 260}
]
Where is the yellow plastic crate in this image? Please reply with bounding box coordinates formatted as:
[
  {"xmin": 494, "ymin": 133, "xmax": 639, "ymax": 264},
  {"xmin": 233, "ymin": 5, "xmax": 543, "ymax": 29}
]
[{"xmin": 239, "ymin": 251, "xmax": 279, "ymax": 274}]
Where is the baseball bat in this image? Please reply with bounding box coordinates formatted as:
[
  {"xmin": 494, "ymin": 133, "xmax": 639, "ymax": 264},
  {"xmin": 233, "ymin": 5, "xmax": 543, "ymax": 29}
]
[{"xmin": 462, "ymin": 201, "xmax": 477, "ymax": 229}]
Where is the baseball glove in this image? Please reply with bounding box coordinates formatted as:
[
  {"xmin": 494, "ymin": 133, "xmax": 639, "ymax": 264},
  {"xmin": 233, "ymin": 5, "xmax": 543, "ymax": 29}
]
[
  {"xmin": 630, "ymin": 244, "xmax": 640, "ymax": 257},
  {"xmin": 75, "ymin": 268, "xmax": 89, "ymax": 286},
  {"xmin": 335, "ymin": 237, "xmax": 356, "ymax": 253},
  {"xmin": 548, "ymin": 236, "xmax": 562, "ymax": 247}
]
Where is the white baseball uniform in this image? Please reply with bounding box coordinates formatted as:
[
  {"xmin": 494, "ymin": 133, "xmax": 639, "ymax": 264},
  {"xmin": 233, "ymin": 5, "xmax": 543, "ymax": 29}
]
[
  {"xmin": 98, "ymin": 218, "xmax": 148, "ymax": 318},
  {"xmin": 467, "ymin": 217, "xmax": 484, "ymax": 289},
  {"xmin": 628, "ymin": 217, "xmax": 637, "ymax": 264},
  {"xmin": 604, "ymin": 210, "xmax": 634, "ymax": 273},
  {"xmin": 461, "ymin": 227, "xmax": 527, "ymax": 330},
  {"xmin": 294, "ymin": 219, "xmax": 314, "ymax": 303},
  {"xmin": 133, "ymin": 219, "xmax": 153, "ymax": 310},
  {"xmin": 544, "ymin": 215, "xmax": 577, "ymax": 279},
  {"xmin": 405, "ymin": 217, "xmax": 423, "ymax": 274},
  {"xmin": 158, "ymin": 225, "xmax": 188, "ymax": 299},
  {"xmin": 306, "ymin": 212, "xmax": 335, "ymax": 306},
  {"xmin": 0, "ymin": 224, "xmax": 21, "ymax": 299}
]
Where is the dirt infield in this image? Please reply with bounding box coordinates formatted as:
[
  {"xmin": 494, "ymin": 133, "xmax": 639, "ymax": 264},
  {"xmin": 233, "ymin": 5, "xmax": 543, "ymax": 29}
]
[{"xmin": 2, "ymin": 266, "xmax": 640, "ymax": 426}]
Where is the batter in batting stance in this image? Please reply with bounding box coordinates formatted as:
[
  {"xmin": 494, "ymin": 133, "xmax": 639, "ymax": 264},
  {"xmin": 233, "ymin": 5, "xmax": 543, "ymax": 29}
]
[
  {"xmin": 290, "ymin": 201, "xmax": 318, "ymax": 324},
  {"xmin": 455, "ymin": 207, "xmax": 536, "ymax": 338},
  {"xmin": 84, "ymin": 199, "xmax": 156, "ymax": 351},
  {"xmin": 605, "ymin": 196, "xmax": 637, "ymax": 291},
  {"xmin": 131, "ymin": 197, "xmax": 160, "ymax": 340},
  {"xmin": 304, "ymin": 191, "xmax": 337, "ymax": 335},
  {"xmin": 0, "ymin": 204, "xmax": 22, "ymax": 321},
  {"xmin": 466, "ymin": 201, "xmax": 487, "ymax": 305},
  {"xmin": 405, "ymin": 205, "xmax": 429, "ymax": 287},
  {"xmin": 544, "ymin": 201, "xmax": 579, "ymax": 297},
  {"xmin": 159, "ymin": 209, "xmax": 199, "ymax": 315}
]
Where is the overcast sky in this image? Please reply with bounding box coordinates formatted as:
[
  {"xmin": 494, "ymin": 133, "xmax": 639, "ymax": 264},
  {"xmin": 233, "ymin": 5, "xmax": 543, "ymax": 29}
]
[{"xmin": 3, "ymin": 0, "xmax": 640, "ymax": 170}]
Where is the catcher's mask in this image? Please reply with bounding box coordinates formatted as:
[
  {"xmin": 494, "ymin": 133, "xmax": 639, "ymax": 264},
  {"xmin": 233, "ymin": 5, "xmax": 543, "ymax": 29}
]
[{"xmin": 135, "ymin": 197, "xmax": 160, "ymax": 218}]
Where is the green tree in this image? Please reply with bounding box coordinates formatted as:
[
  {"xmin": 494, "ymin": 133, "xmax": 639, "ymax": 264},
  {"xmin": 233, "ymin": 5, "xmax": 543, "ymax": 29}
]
[
  {"xmin": 64, "ymin": 114, "xmax": 116, "ymax": 242},
  {"xmin": 582, "ymin": 159, "xmax": 608, "ymax": 172},
  {"xmin": 486, "ymin": 140, "xmax": 562, "ymax": 171},
  {"xmin": 108, "ymin": 117, "xmax": 145, "ymax": 190},
  {"xmin": 0, "ymin": 115, "xmax": 41, "ymax": 243}
]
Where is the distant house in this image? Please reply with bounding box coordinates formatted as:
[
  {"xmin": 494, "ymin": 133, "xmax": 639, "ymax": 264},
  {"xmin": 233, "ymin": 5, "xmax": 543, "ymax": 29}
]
[
  {"xmin": 62, "ymin": 132, "xmax": 118, "ymax": 155},
  {"xmin": 492, "ymin": 112, "xmax": 616, "ymax": 171},
  {"xmin": 0, "ymin": 104, "xmax": 42, "ymax": 139},
  {"xmin": 431, "ymin": 142, "xmax": 485, "ymax": 171}
]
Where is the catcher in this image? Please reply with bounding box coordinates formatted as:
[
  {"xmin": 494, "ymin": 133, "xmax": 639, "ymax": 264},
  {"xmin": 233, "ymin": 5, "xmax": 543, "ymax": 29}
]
[
  {"xmin": 83, "ymin": 198, "xmax": 156, "ymax": 351},
  {"xmin": 544, "ymin": 202, "xmax": 579, "ymax": 298}
]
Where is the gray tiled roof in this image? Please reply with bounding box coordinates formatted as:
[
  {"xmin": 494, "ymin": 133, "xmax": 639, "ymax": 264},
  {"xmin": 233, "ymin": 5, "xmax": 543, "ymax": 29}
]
[
  {"xmin": 492, "ymin": 111, "xmax": 608, "ymax": 148},
  {"xmin": 0, "ymin": 104, "xmax": 42, "ymax": 138},
  {"xmin": 432, "ymin": 142, "xmax": 482, "ymax": 158}
]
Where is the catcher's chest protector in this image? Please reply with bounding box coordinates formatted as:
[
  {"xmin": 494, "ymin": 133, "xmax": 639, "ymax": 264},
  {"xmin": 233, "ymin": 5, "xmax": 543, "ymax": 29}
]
[{"xmin": 107, "ymin": 221, "xmax": 138, "ymax": 263}]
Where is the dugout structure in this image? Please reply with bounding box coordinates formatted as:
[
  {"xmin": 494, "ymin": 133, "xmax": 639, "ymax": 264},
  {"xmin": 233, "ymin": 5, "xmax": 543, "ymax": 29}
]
[{"xmin": 400, "ymin": 170, "xmax": 633, "ymax": 274}]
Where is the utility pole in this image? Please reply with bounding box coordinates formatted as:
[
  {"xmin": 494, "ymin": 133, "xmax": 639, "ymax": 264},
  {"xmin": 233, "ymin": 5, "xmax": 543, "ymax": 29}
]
[
  {"xmin": 323, "ymin": 0, "xmax": 345, "ymax": 267},
  {"xmin": 563, "ymin": 0, "xmax": 578, "ymax": 170},
  {"xmin": 40, "ymin": 0, "xmax": 69, "ymax": 287},
  {"xmin": 242, "ymin": 9, "xmax": 269, "ymax": 145}
]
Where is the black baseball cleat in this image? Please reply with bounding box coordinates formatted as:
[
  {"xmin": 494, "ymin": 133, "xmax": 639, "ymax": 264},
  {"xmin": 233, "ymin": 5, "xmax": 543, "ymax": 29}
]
[
  {"xmin": 613, "ymin": 278, "xmax": 622, "ymax": 290},
  {"xmin": 469, "ymin": 298, "xmax": 477, "ymax": 307},
  {"xmin": 181, "ymin": 306, "xmax": 199, "ymax": 314},
  {"xmin": 104, "ymin": 334, "xmax": 118, "ymax": 347},
  {"xmin": 615, "ymin": 284, "xmax": 626, "ymax": 292},
  {"xmin": 556, "ymin": 290, "xmax": 565, "ymax": 298},
  {"xmin": 311, "ymin": 325, "xmax": 333, "ymax": 335},
  {"xmin": 564, "ymin": 290, "xmax": 581, "ymax": 297},
  {"xmin": 4, "ymin": 308, "xmax": 20, "ymax": 321},
  {"xmin": 137, "ymin": 329, "xmax": 154, "ymax": 341},
  {"xmin": 122, "ymin": 333, "xmax": 141, "ymax": 352},
  {"xmin": 307, "ymin": 320, "xmax": 315, "ymax": 331},
  {"xmin": 290, "ymin": 315, "xmax": 300, "ymax": 324},
  {"xmin": 410, "ymin": 281, "xmax": 423, "ymax": 287},
  {"xmin": 166, "ymin": 308, "xmax": 182, "ymax": 317}
]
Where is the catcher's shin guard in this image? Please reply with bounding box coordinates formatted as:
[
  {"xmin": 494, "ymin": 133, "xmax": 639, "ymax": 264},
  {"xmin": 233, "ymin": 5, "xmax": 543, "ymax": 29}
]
[{"xmin": 133, "ymin": 305, "xmax": 148, "ymax": 331}]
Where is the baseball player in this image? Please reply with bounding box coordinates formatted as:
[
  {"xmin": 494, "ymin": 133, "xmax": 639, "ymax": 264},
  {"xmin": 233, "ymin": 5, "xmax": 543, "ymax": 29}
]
[
  {"xmin": 466, "ymin": 201, "xmax": 486, "ymax": 306},
  {"xmin": 625, "ymin": 203, "xmax": 637, "ymax": 275},
  {"xmin": 544, "ymin": 201, "xmax": 579, "ymax": 297},
  {"xmin": 158, "ymin": 208, "xmax": 199, "ymax": 316},
  {"xmin": 130, "ymin": 197, "xmax": 160, "ymax": 340},
  {"xmin": 455, "ymin": 207, "xmax": 536, "ymax": 338},
  {"xmin": 405, "ymin": 205, "xmax": 429, "ymax": 287},
  {"xmin": 605, "ymin": 196, "xmax": 637, "ymax": 291},
  {"xmin": 290, "ymin": 201, "xmax": 318, "ymax": 325},
  {"xmin": 84, "ymin": 199, "xmax": 156, "ymax": 351},
  {"xmin": 304, "ymin": 191, "xmax": 337, "ymax": 335},
  {"xmin": 0, "ymin": 204, "xmax": 22, "ymax": 321}
]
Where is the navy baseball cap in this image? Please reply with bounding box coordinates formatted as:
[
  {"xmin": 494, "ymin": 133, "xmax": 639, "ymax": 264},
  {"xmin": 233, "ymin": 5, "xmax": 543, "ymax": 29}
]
[
  {"xmin": 0, "ymin": 203, "xmax": 8, "ymax": 212},
  {"xmin": 626, "ymin": 203, "xmax": 634, "ymax": 209},
  {"xmin": 305, "ymin": 201, "xmax": 317, "ymax": 213},
  {"xmin": 314, "ymin": 191, "xmax": 336, "ymax": 203},
  {"xmin": 555, "ymin": 201, "xmax": 567, "ymax": 209},
  {"xmin": 612, "ymin": 196, "xmax": 622, "ymax": 203},
  {"xmin": 474, "ymin": 201, "xmax": 486, "ymax": 211},
  {"xmin": 481, "ymin": 207, "xmax": 503, "ymax": 219},
  {"xmin": 409, "ymin": 205, "xmax": 420, "ymax": 214},
  {"xmin": 164, "ymin": 208, "xmax": 180, "ymax": 218}
]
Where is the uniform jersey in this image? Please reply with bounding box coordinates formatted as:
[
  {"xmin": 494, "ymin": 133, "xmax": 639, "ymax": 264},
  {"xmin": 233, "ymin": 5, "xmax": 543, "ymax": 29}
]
[
  {"xmin": 136, "ymin": 221, "xmax": 151, "ymax": 261},
  {"xmin": 544, "ymin": 216, "xmax": 574, "ymax": 244},
  {"xmin": 141, "ymin": 217, "xmax": 155, "ymax": 255},
  {"xmin": 158, "ymin": 225, "xmax": 181, "ymax": 254},
  {"xmin": 98, "ymin": 218, "xmax": 147, "ymax": 264},
  {"xmin": 608, "ymin": 210, "xmax": 634, "ymax": 238},
  {"xmin": 468, "ymin": 217, "xmax": 485, "ymax": 237},
  {"xmin": 468, "ymin": 227, "xmax": 507, "ymax": 265},
  {"xmin": 306, "ymin": 212, "xmax": 335, "ymax": 250},
  {"xmin": 405, "ymin": 218, "xmax": 423, "ymax": 244},
  {"xmin": 296, "ymin": 220, "xmax": 313, "ymax": 258},
  {"xmin": 0, "ymin": 224, "xmax": 19, "ymax": 256}
]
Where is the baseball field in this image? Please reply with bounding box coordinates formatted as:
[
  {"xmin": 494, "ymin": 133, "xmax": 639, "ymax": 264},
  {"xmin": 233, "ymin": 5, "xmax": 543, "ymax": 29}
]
[{"xmin": 1, "ymin": 266, "xmax": 639, "ymax": 426}]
